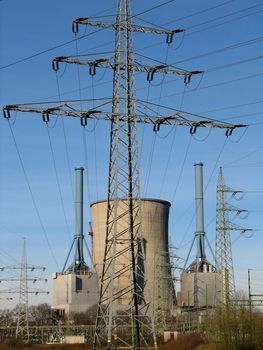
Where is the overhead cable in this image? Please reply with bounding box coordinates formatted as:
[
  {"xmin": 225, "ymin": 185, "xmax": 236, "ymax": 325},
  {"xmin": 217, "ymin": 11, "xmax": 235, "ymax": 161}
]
[
  {"xmin": 55, "ymin": 72, "xmax": 74, "ymax": 200},
  {"xmin": 46, "ymin": 125, "xmax": 72, "ymax": 243},
  {"xmin": 6, "ymin": 121, "xmax": 60, "ymax": 270},
  {"xmin": 0, "ymin": 0, "xmax": 177, "ymax": 70}
]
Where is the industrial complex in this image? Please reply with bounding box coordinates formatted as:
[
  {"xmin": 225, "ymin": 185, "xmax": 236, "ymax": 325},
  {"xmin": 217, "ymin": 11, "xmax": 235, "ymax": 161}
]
[
  {"xmin": 1, "ymin": 0, "xmax": 261, "ymax": 348},
  {"xmin": 50, "ymin": 162, "xmax": 243, "ymax": 323}
]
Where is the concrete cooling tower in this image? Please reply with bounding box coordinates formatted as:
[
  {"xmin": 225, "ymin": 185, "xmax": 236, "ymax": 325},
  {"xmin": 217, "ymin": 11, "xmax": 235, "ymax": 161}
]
[{"xmin": 90, "ymin": 198, "xmax": 176, "ymax": 311}]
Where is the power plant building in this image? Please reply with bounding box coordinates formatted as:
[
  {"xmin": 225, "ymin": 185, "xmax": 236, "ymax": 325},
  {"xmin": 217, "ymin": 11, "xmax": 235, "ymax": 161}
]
[
  {"xmin": 52, "ymin": 271, "xmax": 98, "ymax": 314},
  {"xmin": 177, "ymin": 263, "xmax": 217, "ymax": 307},
  {"xmin": 52, "ymin": 167, "xmax": 99, "ymax": 316},
  {"xmin": 177, "ymin": 163, "xmax": 218, "ymax": 308}
]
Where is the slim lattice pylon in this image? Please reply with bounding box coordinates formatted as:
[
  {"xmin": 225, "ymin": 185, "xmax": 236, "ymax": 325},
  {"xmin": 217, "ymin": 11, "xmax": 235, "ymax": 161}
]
[
  {"xmin": 153, "ymin": 251, "xmax": 166, "ymax": 337},
  {"xmin": 16, "ymin": 238, "xmax": 29, "ymax": 340},
  {"xmin": 0, "ymin": 238, "xmax": 48, "ymax": 342},
  {"xmin": 215, "ymin": 167, "xmax": 251, "ymax": 304}
]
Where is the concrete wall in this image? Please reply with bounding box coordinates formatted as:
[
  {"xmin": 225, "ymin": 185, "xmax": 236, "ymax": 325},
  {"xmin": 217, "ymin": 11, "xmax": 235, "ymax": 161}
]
[
  {"xmin": 61, "ymin": 336, "xmax": 85, "ymax": 344},
  {"xmin": 178, "ymin": 271, "xmax": 218, "ymax": 307},
  {"xmin": 52, "ymin": 272, "xmax": 99, "ymax": 314},
  {"xmin": 90, "ymin": 198, "xmax": 174, "ymax": 309}
]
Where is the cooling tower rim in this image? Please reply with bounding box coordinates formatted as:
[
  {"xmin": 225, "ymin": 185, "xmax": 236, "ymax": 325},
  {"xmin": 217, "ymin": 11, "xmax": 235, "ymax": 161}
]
[{"xmin": 90, "ymin": 198, "xmax": 171, "ymax": 208}]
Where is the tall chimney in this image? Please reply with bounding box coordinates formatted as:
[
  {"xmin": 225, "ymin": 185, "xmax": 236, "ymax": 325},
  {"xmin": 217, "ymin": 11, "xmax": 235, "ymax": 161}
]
[
  {"xmin": 194, "ymin": 162, "xmax": 206, "ymax": 260},
  {"xmin": 75, "ymin": 166, "xmax": 84, "ymax": 265}
]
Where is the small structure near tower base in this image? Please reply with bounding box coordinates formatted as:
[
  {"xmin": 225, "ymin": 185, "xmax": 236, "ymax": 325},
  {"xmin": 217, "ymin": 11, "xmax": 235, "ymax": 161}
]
[
  {"xmin": 178, "ymin": 263, "xmax": 216, "ymax": 307},
  {"xmin": 52, "ymin": 271, "xmax": 98, "ymax": 315},
  {"xmin": 52, "ymin": 167, "xmax": 99, "ymax": 316}
]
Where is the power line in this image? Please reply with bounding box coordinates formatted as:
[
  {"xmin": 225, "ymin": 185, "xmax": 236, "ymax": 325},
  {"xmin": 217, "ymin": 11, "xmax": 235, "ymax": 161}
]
[
  {"xmin": 0, "ymin": 246, "xmax": 19, "ymax": 264},
  {"xmin": 176, "ymin": 137, "xmax": 229, "ymax": 249},
  {"xmin": 144, "ymin": 71, "xmax": 263, "ymax": 107},
  {"xmin": 0, "ymin": 0, "xmax": 177, "ymax": 71},
  {"xmin": 3, "ymin": 7, "xmax": 262, "ymax": 107},
  {"xmin": 158, "ymin": 85, "xmax": 187, "ymax": 197},
  {"xmin": 184, "ymin": 7, "xmax": 263, "ymax": 39},
  {"xmin": 55, "ymin": 72, "xmax": 75, "ymax": 200},
  {"xmin": 187, "ymin": 2, "xmax": 263, "ymax": 31},
  {"xmin": 0, "ymin": 29, "xmax": 104, "ymax": 70},
  {"xmin": 0, "ymin": 4, "xmax": 117, "ymax": 70},
  {"xmin": 6, "ymin": 120, "xmax": 60, "ymax": 270},
  {"xmin": 30, "ymin": 64, "xmax": 263, "ymax": 107},
  {"xmin": 169, "ymin": 35, "xmax": 263, "ymax": 66},
  {"xmin": 135, "ymin": 0, "xmax": 236, "ymax": 30},
  {"xmin": 223, "ymin": 146, "xmax": 263, "ymax": 167},
  {"xmin": 166, "ymin": 0, "xmax": 236, "ymax": 24},
  {"xmin": 170, "ymin": 135, "xmax": 193, "ymax": 205},
  {"xmin": 206, "ymin": 55, "xmax": 263, "ymax": 73},
  {"xmin": 144, "ymin": 45, "xmax": 171, "ymax": 197},
  {"xmin": 46, "ymin": 125, "xmax": 72, "ymax": 242},
  {"xmin": 134, "ymin": 0, "xmax": 176, "ymax": 17},
  {"xmin": 136, "ymin": 9, "xmax": 263, "ymax": 53},
  {"xmin": 3, "ymin": 0, "xmax": 260, "ymax": 78},
  {"xmin": 196, "ymin": 73, "xmax": 263, "ymax": 105},
  {"xmin": 70, "ymin": 0, "xmax": 239, "ymax": 59},
  {"xmin": 199, "ymin": 99, "xmax": 263, "ymax": 114}
]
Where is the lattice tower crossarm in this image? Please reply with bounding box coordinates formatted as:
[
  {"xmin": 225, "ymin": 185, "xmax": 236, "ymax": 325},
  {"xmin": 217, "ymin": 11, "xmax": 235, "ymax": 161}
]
[{"xmin": 51, "ymin": 55, "xmax": 203, "ymax": 82}]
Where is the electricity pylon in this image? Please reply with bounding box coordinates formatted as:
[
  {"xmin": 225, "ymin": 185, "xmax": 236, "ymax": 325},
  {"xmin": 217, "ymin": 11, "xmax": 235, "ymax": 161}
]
[
  {"xmin": 153, "ymin": 248, "xmax": 177, "ymax": 336},
  {"xmin": 152, "ymin": 251, "xmax": 166, "ymax": 337},
  {"xmin": 166, "ymin": 244, "xmax": 179, "ymax": 312},
  {"xmin": 0, "ymin": 238, "xmax": 48, "ymax": 342},
  {"xmin": 3, "ymin": 0, "xmax": 247, "ymax": 348},
  {"xmin": 215, "ymin": 167, "xmax": 252, "ymax": 304}
]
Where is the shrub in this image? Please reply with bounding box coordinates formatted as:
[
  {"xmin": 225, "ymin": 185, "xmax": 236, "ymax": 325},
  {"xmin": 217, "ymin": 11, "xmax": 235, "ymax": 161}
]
[{"xmin": 204, "ymin": 305, "xmax": 263, "ymax": 350}]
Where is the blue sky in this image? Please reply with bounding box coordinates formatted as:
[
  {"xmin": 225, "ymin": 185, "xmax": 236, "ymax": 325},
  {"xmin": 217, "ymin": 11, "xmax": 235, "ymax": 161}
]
[{"xmin": 0, "ymin": 0, "xmax": 263, "ymax": 307}]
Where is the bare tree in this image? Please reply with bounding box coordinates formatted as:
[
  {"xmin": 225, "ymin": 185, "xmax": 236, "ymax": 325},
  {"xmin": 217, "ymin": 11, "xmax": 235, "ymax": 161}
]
[{"xmin": 28, "ymin": 303, "xmax": 52, "ymax": 326}]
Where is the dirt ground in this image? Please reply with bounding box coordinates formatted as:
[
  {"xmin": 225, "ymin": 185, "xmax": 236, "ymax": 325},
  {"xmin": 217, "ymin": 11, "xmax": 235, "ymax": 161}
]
[{"xmin": 0, "ymin": 344, "xmax": 219, "ymax": 350}]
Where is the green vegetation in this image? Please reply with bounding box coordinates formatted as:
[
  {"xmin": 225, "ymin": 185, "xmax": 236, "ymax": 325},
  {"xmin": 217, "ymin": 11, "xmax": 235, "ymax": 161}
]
[
  {"xmin": 204, "ymin": 305, "xmax": 263, "ymax": 350},
  {"xmin": 1, "ymin": 302, "xmax": 263, "ymax": 350}
]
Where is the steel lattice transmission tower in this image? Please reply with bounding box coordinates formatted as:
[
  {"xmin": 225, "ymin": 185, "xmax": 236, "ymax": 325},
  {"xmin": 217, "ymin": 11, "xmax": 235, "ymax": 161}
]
[
  {"xmin": 152, "ymin": 248, "xmax": 177, "ymax": 337},
  {"xmin": 17, "ymin": 238, "xmax": 30, "ymax": 340},
  {"xmin": 153, "ymin": 251, "xmax": 166, "ymax": 338},
  {"xmin": 0, "ymin": 238, "xmax": 48, "ymax": 342},
  {"xmin": 3, "ymin": 0, "xmax": 248, "ymax": 348},
  {"xmin": 215, "ymin": 167, "xmax": 251, "ymax": 304}
]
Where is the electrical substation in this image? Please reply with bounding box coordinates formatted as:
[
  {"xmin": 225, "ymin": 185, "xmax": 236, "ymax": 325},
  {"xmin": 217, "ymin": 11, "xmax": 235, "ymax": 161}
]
[{"xmin": 2, "ymin": 0, "xmax": 262, "ymax": 348}]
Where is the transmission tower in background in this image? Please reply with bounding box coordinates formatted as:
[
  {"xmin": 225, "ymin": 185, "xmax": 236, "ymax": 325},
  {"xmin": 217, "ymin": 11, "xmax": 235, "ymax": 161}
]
[
  {"xmin": 152, "ymin": 244, "xmax": 179, "ymax": 336},
  {"xmin": 167, "ymin": 244, "xmax": 179, "ymax": 311},
  {"xmin": 152, "ymin": 250, "xmax": 168, "ymax": 337},
  {"xmin": 3, "ymin": 0, "xmax": 247, "ymax": 348},
  {"xmin": 215, "ymin": 167, "xmax": 251, "ymax": 304},
  {"xmin": 0, "ymin": 238, "xmax": 48, "ymax": 342}
]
